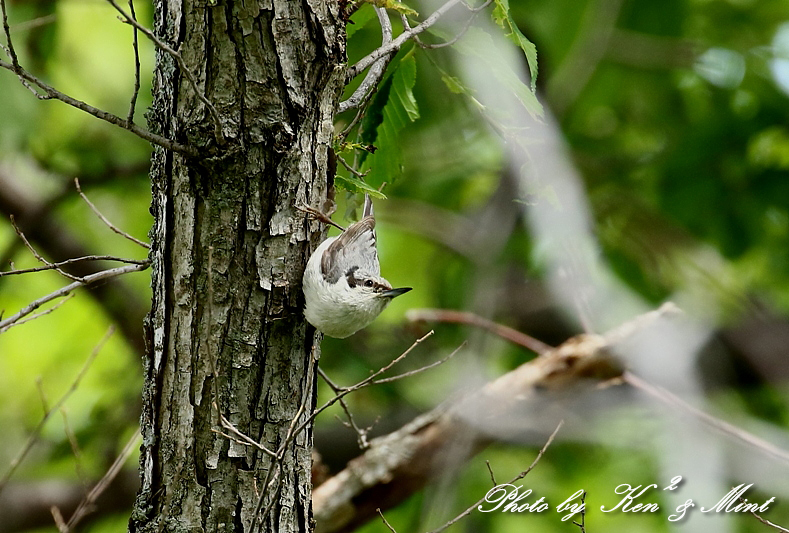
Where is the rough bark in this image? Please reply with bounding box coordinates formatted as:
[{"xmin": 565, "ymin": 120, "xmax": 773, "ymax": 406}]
[{"xmin": 128, "ymin": 0, "xmax": 345, "ymax": 531}]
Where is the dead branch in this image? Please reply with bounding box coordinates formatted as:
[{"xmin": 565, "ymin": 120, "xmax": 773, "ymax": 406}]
[
  {"xmin": 0, "ymin": 327, "xmax": 115, "ymax": 496},
  {"xmin": 312, "ymin": 332, "xmax": 622, "ymax": 533},
  {"xmin": 74, "ymin": 178, "xmax": 150, "ymax": 249},
  {"xmin": 57, "ymin": 429, "xmax": 141, "ymax": 532},
  {"xmin": 346, "ymin": 0, "xmax": 465, "ymax": 82},
  {"xmin": 105, "ymin": 0, "xmax": 226, "ymax": 146},
  {"xmin": 0, "ymin": 0, "xmax": 197, "ymax": 155},
  {"xmin": 406, "ymin": 308, "xmax": 551, "ymax": 355},
  {"xmin": 0, "ymin": 262, "xmax": 148, "ymax": 333},
  {"xmin": 338, "ymin": 7, "xmax": 394, "ymax": 114},
  {"xmin": 426, "ymin": 420, "xmax": 563, "ymax": 533}
]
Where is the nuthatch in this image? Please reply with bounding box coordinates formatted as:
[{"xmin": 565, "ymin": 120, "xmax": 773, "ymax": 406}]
[{"xmin": 302, "ymin": 195, "xmax": 411, "ymax": 338}]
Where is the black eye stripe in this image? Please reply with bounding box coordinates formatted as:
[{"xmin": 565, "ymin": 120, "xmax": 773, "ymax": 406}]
[{"xmin": 345, "ymin": 266, "xmax": 359, "ymax": 288}]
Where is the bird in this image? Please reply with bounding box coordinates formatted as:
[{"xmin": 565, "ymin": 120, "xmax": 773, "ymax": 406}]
[{"xmin": 302, "ymin": 194, "xmax": 411, "ymax": 338}]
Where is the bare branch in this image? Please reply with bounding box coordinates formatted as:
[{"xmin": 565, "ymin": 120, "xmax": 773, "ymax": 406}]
[
  {"xmin": 126, "ymin": 0, "xmax": 141, "ymax": 124},
  {"xmin": 377, "ymin": 509, "xmax": 398, "ymax": 533},
  {"xmin": 74, "ymin": 178, "xmax": 150, "ymax": 249},
  {"xmin": 338, "ymin": 7, "xmax": 395, "ymax": 113},
  {"xmin": 336, "ymin": 153, "xmax": 371, "ymax": 179},
  {"xmin": 0, "ymin": 57, "xmax": 197, "ymax": 156},
  {"xmin": 60, "ymin": 428, "xmax": 141, "ymax": 532},
  {"xmin": 296, "ymin": 330, "xmax": 437, "ymax": 437},
  {"xmin": 0, "ymin": 327, "xmax": 115, "ymax": 496},
  {"xmin": 10, "ymin": 294, "xmax": 75, "ymax": 328},
  {"xmin": 406, "ymin": 308, "xmax": 552, "ymax": 355},
  {"xmin": 319, "ymin": 367, "xmax": 379, "ymax": 449},
  {"xmin": 372, "ymin": 340, "xmax": 465, "ymax": 384},
  {"xmin": 346, "ymin": 0, "xmax": 465, "ymax": 82},
  {"xmin": 0, "ymin": 255, "xmax": 149, "ymax": 277},
  {"xmin": 739, "ymin": 494, "xmax": 789, "ymax": 533},
  {"xmin": 0, "ymin": 262, "xmax": 149, "ymax": 333},
  {"xmin": 105, "ymin": 0, "xmax": 226, "ymax": 146},
  {"xmin": 624, "ymin": 371, "xmax": 789, "ymax": 466},
  {"xmin": 426, "ymin": 420, "xmax": 564, "ymax": 533},
  {"xmin": 10, "ymin": 215, "xmax": 83, "ymax": 282},
  {"xmin": 60, "ymin": 409, "xmax": 89, "ymax": 492},
  {"xmin": 400, "ymin": 0, "xmax": 492, "ymax": 50}
]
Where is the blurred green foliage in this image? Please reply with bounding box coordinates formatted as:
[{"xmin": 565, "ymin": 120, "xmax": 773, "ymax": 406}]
[{"xmin": 1, "ymin": 0, "xmax": 789, "ymax": 531}]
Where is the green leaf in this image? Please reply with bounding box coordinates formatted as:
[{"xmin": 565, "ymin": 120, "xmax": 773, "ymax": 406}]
[
  {"xmin": 335, "ymin": 174, "xmax": 388, "ymax": 198},
  {"xmin": 368, "ymin": 0, "xmax": 418, "ymax": 17},
  {"xmin": 358, "ymin": 54, "xmax": 420, "ymax": 185},
  {"xmin": 440, "ymin": 72, "xmax": 469, "ymax": 95},
  {"xmin": 347, "ymin": 3, "xmax": 377, "ymax": 39},
  {"xmin": 454, "ymin": 27, "xmax": 542, "ymax": 117},
  {"xmin": 492, "ymin": 0, "xmax": 538, "ymax": 92}
]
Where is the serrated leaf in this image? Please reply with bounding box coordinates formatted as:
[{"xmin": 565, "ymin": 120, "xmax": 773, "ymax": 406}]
[
  {"xmin": 335, "ymin": 174, "xmax": 388, "ymax": 199},
  {"xmin": 455, "ymin": 27, "xmax": 542, "ymax": 117},
  {"xmin": 358, "ymin": 54, "xmax": 420, "ymax": 185},
  {"xmin": 369, "ymin": 0, "xmax": 418, "ymax": 17},
  {"xmin": 492, "ymin": 0, "xmax": 538, "ymax": 92},
  {"xmin": 440, "ymin": 73, "xmax": 469, "ymax": 95},
  {"xmin": 347, "ymin": 3, "xmax": 378, "ymax": 39}
]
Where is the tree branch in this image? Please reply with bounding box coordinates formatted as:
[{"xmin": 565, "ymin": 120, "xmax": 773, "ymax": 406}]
[
  {"xmin": 345, "ymin": 0, "xmax": 465, "ymax": 82},
  {"xmin": 105, "ymin": 0, "xmax": 226, "ymax": 146},
  {"xmin": 0, "ymin": 0, "xmax": 197, "ymax": 156},
  {"xmin": 0, "ymin": 59, "xmax": 197, "ymax": 156},
  {"xmin": 338, "ymin": 7, "xmax": 394, "ymax": 113},
  {"xmin": 0, "ymin": 262, "xmax": 149, "ymax": 333},
  {"xmin": 0, "ymin": 327, "xmax": 115, "ymax": 496},
  {"xmin": 313, "ymin": 331, "xmax": 622, "ymax": 533}
]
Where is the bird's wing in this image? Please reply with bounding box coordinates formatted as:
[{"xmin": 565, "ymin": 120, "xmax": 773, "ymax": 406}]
[{"xmin": 321, "ymin": 215, "xmax": 379, "ymax": 283}]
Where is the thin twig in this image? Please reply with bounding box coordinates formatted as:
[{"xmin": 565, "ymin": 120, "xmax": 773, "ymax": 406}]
[
  {"xmin": 346, "ymin": 0, "xmax": 464, "ymax": 82},
  {"xmin": 0, "ymin": 255, "xmax": 148, "ymax": 277},
  {"xmin": 105, "ymin": 0, "xmax": 226, "ymax": 146},
  {"xmin": 0, "ymin": 262, "xmax": 148, "ymax": 333},
  {"xmin": 0, "ymin": 54, "xmax": 196, "ymax": 155},
  {"xmin": 126, "ymin": 0, "xmax": 141, "ymax": 124},
  {"xmin": 9, "ymin": 13, "xmax": 56, "ymax": 32},
  {"xmin": 372, "ymin": 340, "xmax": 465, "ymax": 384},
  {"xmin": 319, "ymin": 367, "xmax": 378, "ymax": 449},
  {"xmin": 0, "ymin": 0, "xmax": 37, "ymax": 96},
  {"xmin": 9, "ymin": 293, "xmax": 74, "ymax": 329},
  {"xmin": 294, "ymin": 331, "xmax": 436, "ymax": 437},
  {"xmin": 336, "ymin": 153, "xmax": 371, "ymax": 179},
  {"xmin": 60, "ymin": 409, "xmax": 90, "ymax": 492},
  {"xmin": 62, "ymin": 428, "xmax": 142, "ymax": 531},
  {"xmin": 401, "ymin": 0, "xmax": 492, "ymax": 50},
  {"xmin": 377, "ymin": 508, "xmax": 398, "ymax": 533},
  {"xmin": 338, "ymin": 7, "xmax": 395, "ymax": 113},
  {"xmin": 427, "ymin": 420, "xmax": 564, "ymax": 533},
  {"xmin": 74, "ymin": 178, "xmax": 150, "ymax": 249},
  {"xmin": 406, "ymin": 308, "xmax": 552, "ymax": 355},
  {"xmin": 485, "ymin": 460, "xmax": 496, "ymax": 486},
  {"xmin": 624, "ymin": 372, "xmax": 789, "ymax": 466},
  {"xmin": 738, "ymin": 494, "xmax": 789, "ymax": 533},
  {"xmin": 572, "ymin": 491, "xmax": 587, "ymax": 532},
  {"xmin": 213, "ymin": 412, "xmax": 277, "ymax": 458},
  {"xmin": 0, "ymin": 327, "xmax": 115, "ymax": 496},
  {"xmin": 10, "ymin": 215, "xmax": 83, "ymax": 282}
]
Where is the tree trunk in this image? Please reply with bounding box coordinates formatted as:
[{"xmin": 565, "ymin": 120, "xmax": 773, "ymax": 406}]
[{"xmin": 128, "ymin": 0, "xmax": 345, "ymax": 531}]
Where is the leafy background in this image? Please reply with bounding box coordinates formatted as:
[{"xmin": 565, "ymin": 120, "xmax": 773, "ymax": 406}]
[{"xmin": 1, "ymin": 0, "xmax": 789, "ymax": 531}]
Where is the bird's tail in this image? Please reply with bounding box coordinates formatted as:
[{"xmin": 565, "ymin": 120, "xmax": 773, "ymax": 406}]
[{"xmin": 362, "ymin": 193, "xmax": 374, "ymax": 218}]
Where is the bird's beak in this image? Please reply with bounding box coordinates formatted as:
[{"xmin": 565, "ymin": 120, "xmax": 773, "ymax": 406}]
[{"xmin": 382, "ymin": 287, "xmax": 412, "ymax": 298}]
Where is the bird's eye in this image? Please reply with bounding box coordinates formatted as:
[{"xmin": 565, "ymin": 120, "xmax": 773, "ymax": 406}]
[{"xmin": 364, "ymin": 279, "xmax": 374, "ymax": 288}]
